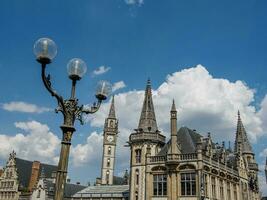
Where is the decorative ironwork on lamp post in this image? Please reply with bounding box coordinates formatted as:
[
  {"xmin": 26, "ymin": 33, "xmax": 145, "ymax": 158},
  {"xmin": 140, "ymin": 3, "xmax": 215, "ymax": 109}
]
[{"xmin": 33, "ymin": 38, "xmax": 111, "ymax": 200}]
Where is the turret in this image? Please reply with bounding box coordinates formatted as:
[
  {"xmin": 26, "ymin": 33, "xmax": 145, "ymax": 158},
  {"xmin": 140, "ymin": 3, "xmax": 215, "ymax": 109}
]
[
  {"xmin": 170, "ymin": 100, "xmax": 179, "ymax": 154},
  {"xmin": 128, "ymin": 79, "xmax": 165, "ymax": 200}
]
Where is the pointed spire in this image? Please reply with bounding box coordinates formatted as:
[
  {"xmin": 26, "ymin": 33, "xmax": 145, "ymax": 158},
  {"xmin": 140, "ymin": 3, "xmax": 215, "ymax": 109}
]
[
  {"xmin": 171, "ymin": 99, "xmax": 176, "ymax": 112},
  {"xmin": 234, "ymin": 111, "xmax": 253, "ymax": 154},
  {"xmin": 138, "ymin": 79, "xmax": 158, "ymax": 132},
  {"xmin": 108, "ymin": 95, "xmax": 116, "ymax": 119}
]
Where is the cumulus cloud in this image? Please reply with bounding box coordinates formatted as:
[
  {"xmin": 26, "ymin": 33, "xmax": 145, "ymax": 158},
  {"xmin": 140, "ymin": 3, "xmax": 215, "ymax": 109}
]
[
  {"xmin": 0, "ymin": 121, "xmax": 60, "ymax": 164},
  {"xmin": 93, "ymin": 66, "xmax": 111, "ymax": 75},
  {"xmin": 2, "ymin": 101, "xmax": 50, "ymax": 113},
  {"xmin": 78, "ymin": 64, "xmax": 267, "ymax": 175},
  {"xmin": 124, "ymin": 0, "xmax": 144, "ymax": 6},
  {"xmin": 112, "ymin": 81, "xmax": 126, "ymax": 92},
  {"xmin": 70, "ymin": 131, "xmax": 103, "ymax": 167},
  {"xmin": 88, "ymin": 65, "xmax": 264, "ymax": 143}
]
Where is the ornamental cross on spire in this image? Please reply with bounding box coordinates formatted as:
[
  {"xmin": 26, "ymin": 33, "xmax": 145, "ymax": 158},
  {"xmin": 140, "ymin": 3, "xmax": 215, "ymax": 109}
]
[{"xmin": 138, "ymin": 79, "xmax": 158, "ymax": 133}]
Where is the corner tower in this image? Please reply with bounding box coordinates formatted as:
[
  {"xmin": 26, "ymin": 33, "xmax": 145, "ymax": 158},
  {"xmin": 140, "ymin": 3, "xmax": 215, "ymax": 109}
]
[
  {"xmin": 101, "ymin": 96, "xmax": 118, "ymax": 185},
  {"xmin": 128, "ymin": 79, "xmax": 166, "ymax": 200}
]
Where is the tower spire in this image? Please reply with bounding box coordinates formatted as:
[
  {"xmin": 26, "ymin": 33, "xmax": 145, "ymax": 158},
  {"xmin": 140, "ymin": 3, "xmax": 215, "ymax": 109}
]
[
  {"xmin": 108, "ymin": 95, "xmax": 116, "ymax": 119},
  {"xmin": 234, "ymin": 111, "xmax": 253, "ymax": 154},
  {"xmin": 138, "ymin": 79, "xmax": 158, "ymax": 132}
]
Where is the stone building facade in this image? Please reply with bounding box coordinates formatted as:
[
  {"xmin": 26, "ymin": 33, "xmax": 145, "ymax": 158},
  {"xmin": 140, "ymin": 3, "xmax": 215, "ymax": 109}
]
[
  {"xmin": 0, "ymin": 151, "xmax": 58, "ymax": 200},
  {"xmin": 128, "ymin": 80, "xmax": 260, "ymax": 200}
]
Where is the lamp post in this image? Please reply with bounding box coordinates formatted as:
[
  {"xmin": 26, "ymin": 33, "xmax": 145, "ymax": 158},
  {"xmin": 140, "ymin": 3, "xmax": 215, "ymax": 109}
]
[{"xmin": 33, "ymin": 38, "xmax": 111, "ymax": 200}]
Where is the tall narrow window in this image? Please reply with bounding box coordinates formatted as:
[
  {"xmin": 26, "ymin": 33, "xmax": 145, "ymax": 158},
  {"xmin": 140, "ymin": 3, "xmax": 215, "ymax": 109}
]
[
  {"xmin": 211, "ymin": 177, "xmax": 216, "ymax": 199},
  {"xmin": 135, "ymin": 191, "xmax": 138, "ymax": 200},
  {"xmin": 135, "ymin": 169, "xmax": 139, "ymax": 185},
  {"xmin": 204, "ymin": 174, "xmax": 208, "ymax": 197},
  {"xmin": 37, "ymin": 189, "xmax": 41, "ymax": 198},
  {"xmin": 153, "ymin": 174, "xmax": 167, "ymax": 196},
  {"xmin": 219, "ymin": 179, "xmax": 224, "ymax": 200},
  {"xmin": 106, "ymin": 171, "xmax": 110, "ymax": 184},
  {"xmin": 135, "ymin": 149, "xmax": 141, "ymax": 163},
  {"xmin": 181, "ymin": 173, "xmax": 196, "ymax": 196},
  {"xmin": 227, "ymin": 182, "xmax": 231, "ymax": 200},
  {"xmin": 233, "ymin": 184, "xmax": 237, "ymax": 200},
  {"xmin": 107, "ymin": 158, "xmax": 110, "ymax": 167},
  {"xmin": 108, "ymin": 146, "xmax": 111, "ymax": 155}
]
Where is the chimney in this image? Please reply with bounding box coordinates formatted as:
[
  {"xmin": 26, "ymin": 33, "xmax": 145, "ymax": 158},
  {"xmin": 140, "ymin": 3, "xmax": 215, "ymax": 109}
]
[{"xmin": 28, "ymin": 161, "xmax": 41, "ymax": 192}]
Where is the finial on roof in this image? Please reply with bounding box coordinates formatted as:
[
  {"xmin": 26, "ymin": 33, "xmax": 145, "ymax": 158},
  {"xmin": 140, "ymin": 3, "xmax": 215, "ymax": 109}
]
[{"xmin": 108, "ymin": 95, "xmax": 116, "ymax": 119}]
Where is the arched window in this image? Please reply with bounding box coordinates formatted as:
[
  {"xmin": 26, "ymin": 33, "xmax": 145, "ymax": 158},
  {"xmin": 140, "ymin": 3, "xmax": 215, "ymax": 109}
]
[
  {"xmin": 135, "ymin": 191, "xmax": 138, "ymax": 200},
  {"xmin": 108, "ymin": 146, "xmax": 111, "ymax": 155},
  {"xmin": 135, "ymin": 149, "xmax": 141, "ymax": 163}
]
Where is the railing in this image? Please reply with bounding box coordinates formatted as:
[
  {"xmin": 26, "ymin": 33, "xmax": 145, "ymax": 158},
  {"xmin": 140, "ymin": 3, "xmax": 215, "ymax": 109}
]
[
  {"xmin": 147, "ymin": 153, "xmax": 198, "ymax": 164},
  {"xmin": 130, "ymin": 132, "xmax": 165, "ymax": 143},
  {"xmin": 149, "ymin": 156, "xmax": 166, "ymax": 163},
  {"xmin": 202, "ymin": 155, "xmax": 238, "ymax": 174}
]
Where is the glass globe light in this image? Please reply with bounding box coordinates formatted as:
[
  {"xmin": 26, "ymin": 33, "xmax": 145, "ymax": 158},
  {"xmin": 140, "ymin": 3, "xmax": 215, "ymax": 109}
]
[
  {"xmin": 67, "ymin": 58, "xmax": 87, "ymax": 80},
  {"xmin": 96, "ymin": 81, "xmax": 112, "ymax": 100},
  {"xmin": 33, "ymin": 38, "xmax": 57, "ymax": 63}
]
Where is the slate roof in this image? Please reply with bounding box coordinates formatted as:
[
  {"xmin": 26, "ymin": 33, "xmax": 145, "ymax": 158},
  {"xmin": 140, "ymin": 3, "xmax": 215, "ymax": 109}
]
[
  {"xmin": 15, "ymin": 158, "xmax": 57, "ymax": 189},
  {"xmin": 45, "ymin": 179, "xmax": 86, "ymax": 198},
  {"xmin": 158, "ymin": 127, "xmax": 202, "ymax": 155},
  {"xmin": 72, "ymin": 185, "xmax": 129, "ymax": 198},
  {"xmin": 113, "ymin": 176, "xmax": 125, "ymax": 185}
]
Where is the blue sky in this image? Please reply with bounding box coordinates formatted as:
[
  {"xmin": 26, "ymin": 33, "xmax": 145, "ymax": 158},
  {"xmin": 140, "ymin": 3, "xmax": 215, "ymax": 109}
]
[{"xmin": 0, "ymin": 0, "xmax": 267, "ymax": 194}]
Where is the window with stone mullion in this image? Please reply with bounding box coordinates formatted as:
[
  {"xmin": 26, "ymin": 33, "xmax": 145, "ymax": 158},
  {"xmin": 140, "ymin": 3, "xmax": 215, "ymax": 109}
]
[
  {"xmin": 181, "ymin": 172, "xmax": 196, "ymax": 196},
  {"xmin": 153, "ymin": 174, "xmax": 167, "ymax": 196}
]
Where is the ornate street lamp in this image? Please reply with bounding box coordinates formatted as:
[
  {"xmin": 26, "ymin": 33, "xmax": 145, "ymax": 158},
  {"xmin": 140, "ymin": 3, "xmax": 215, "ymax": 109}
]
[{"xmin": 33, "ymin": 38, "xmax": 111, "ymax": 200}]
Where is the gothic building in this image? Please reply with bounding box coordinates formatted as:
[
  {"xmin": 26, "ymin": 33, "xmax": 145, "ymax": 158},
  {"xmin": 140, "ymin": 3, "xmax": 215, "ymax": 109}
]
[
  {"xmin": 0, "ymin": 151, "xmax": 58, "ymax": 200},
  {"xmin": 128, "ymin": 80, "xmax": 260, "ymax": 200}
]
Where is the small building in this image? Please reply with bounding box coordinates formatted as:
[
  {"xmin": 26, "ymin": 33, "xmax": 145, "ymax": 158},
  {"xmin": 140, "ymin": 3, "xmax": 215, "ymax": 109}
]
[{"xmin": 0, "ymin": 151, "xmax": 57, "ymax": 200}]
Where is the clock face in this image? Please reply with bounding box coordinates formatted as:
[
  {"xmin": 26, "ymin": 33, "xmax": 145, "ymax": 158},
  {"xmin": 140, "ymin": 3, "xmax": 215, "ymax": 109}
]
[{"xmin": 107, "ymin": 135, "xmax": 114, "ymax": 142}]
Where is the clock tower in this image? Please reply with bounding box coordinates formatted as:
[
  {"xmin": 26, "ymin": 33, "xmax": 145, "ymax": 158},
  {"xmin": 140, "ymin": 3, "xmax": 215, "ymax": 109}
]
[{"xmin": 101, "ymin": 96, "xmax": 118, "ymax": 185}]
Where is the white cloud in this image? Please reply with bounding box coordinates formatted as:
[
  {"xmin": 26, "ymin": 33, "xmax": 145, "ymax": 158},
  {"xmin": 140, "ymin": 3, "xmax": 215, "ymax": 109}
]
[
  {"xmin": 70, "ymin": 131, "xmax": 103, "ymax": 167},
  {"xmin": 112, "ymin": 81, "xmax": 126, "ymax": 92},
  {"xmin": 93, "ymin": 66, "xmax": 111, "ymax": 75},
  {"xmin": 0, "ymin": 121, "xmax": 60, "ymax": 164},
  {"xmin": 125, "ymin": 0, "xmax": 144, "ymax": 6},
  {"xmin": 2, "ymin": 101, "xmax": 50, "ymax": 113},
  {"xmin": 77, "ymin": 64, "xmax": 267, "ymax": 176},
  {"xmin": 258, "ymin": 173, "xmax": 267, "ymax": 196},
  {"xmin": 260, "ymin": 148, "xmax": 267, "ymax": 158}
]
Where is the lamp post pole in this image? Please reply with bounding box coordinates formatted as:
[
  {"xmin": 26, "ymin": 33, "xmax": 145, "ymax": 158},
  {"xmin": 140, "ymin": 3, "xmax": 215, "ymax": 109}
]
[{"xmin": 34, "ymin": 38, "xmax": 111, "ymax": 200}]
